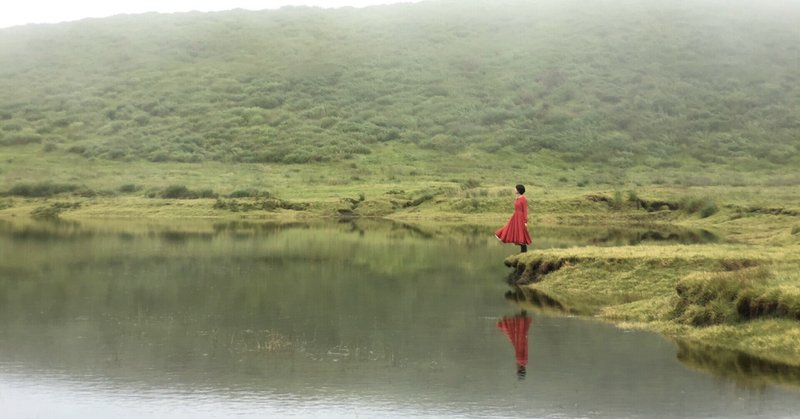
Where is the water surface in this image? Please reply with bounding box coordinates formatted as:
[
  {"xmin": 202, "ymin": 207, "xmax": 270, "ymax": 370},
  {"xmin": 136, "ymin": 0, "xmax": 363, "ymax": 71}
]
[{"xmin": 0, "ymin": 220, "xmax": 797, "ymax": 417}]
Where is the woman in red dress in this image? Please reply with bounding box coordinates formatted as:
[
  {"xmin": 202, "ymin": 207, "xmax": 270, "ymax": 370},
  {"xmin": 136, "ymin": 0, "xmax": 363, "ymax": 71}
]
[{"xmin": 495, "ymin": 184, "xmax": 532, "ymax": 253}]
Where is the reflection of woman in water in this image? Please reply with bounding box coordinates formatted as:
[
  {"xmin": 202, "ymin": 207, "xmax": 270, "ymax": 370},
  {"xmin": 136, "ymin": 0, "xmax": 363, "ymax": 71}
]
[
  {"xmin": 495, "ymin": 184, "xmax": 532, "ymax": 253},
  {"xmin": 497, "ymin": 310, "xmax": 532, "ymax": 379}
]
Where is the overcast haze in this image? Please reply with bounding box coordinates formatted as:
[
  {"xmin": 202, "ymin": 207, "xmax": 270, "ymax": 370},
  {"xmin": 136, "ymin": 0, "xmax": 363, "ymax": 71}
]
[{"xmin": 0, "ymin": 0, "xmax": 424, "ymax": 29}]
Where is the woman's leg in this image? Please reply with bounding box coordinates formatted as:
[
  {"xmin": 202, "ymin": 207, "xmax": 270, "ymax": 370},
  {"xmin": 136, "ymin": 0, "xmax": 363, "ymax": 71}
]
[{"xmin": 520, "ymin": 244, "xmax": 527, "ymax": 253}]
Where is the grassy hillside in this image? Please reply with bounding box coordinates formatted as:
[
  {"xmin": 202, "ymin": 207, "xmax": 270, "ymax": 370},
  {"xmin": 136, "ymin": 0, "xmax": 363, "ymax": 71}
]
[{"xmin": 0, "ymin": 0, "xmax": 798, "ymax": 173}]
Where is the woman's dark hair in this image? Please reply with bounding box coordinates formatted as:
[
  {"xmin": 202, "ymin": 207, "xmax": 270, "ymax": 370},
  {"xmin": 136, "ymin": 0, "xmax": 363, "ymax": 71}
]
[{"xmin": 515, "ymin": 184, "xmax": 525, "ymax": 195}]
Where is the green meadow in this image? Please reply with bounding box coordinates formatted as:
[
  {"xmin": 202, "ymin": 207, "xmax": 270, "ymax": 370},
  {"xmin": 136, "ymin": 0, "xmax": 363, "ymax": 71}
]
[{"xmin": 1, "ymin": 0, "xmax": 799, "ymax": 367}]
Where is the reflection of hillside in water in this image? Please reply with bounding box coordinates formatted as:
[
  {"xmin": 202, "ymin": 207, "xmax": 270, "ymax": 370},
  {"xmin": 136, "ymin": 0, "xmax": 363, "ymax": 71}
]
[
  {"xmin": 0, "ymin": 218, "xmax": 720, "ymax": 248},
  {"xmin": 0, "ymin": 219, "xmax": 516, "ymax": 404},
  {"xmin": 586, "ymin": 227, "xmax": 719, "ymax": 246}
]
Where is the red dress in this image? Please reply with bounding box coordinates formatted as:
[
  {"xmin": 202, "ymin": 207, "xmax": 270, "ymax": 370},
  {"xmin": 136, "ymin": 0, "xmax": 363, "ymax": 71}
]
[
  {"xmin": 497, "ymin": 314, "xmax": 532, "ymax": 367},
  {"xmin": 495, "ymin": 195, "xmax": 532, "ymax": 245}
]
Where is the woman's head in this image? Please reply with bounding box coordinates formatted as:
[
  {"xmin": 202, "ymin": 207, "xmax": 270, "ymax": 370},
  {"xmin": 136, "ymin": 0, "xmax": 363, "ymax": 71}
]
[{"xmin": 515, "ymin": 184, "xmax": 525, "ymax": 195}]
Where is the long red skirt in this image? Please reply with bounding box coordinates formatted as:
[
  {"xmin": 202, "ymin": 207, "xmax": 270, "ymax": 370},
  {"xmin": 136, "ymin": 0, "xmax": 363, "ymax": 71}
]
[{"xmin": 495, "ymin": 196, "xmax": 531, "ymax": 245}]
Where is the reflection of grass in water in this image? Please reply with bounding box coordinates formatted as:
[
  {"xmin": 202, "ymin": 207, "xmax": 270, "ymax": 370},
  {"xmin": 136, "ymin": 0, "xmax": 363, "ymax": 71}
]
[
  {"xmin": 504, "ymin": 286, "xmax": 569, "ymax": 316},
  {"xmin": 675, "ymin": 339, "xmax": 800, "ymax": 389}
]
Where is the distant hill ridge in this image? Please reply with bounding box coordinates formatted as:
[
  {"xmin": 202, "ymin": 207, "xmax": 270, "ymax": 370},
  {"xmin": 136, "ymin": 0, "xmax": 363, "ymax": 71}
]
[{"xmin": 0, "ymin": 0, "xmax": 798, "ymax": 168}]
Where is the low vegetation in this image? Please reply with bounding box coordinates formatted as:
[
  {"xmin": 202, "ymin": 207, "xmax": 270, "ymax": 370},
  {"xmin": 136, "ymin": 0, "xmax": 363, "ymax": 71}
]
[
  {"xmin": 30, "ymin": 202, "xmax": 81, "ymax": 219},
  {"xmin": 6, "ymin": 182, "xmax": 80, "ymax": 197}
]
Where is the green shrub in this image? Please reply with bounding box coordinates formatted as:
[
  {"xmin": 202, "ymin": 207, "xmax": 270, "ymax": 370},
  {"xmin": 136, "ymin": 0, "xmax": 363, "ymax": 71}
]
[
  {"xmin": 160, "ymin": 185, "xmax": 215, "ymax": 199},
  {"xmin": 699, "ymin": 202, "xmax": 719, "ymax": 218},
  {"xmin": 161, "ymin": 185, "xmax": 193, "ymax": 199},
  {"xmin": 198, "ymin": 189, "xmax": 218, "ymax": 198},
  {"xmin": 272, "ymin": 199, "xmax": 309, "ymax": 211},
  {"xmin": 229, "ymin": 189, "xmax": 269, "ymax": 198},
  {"xmin": 8, "ymin": 182, "xmax": 79, "ymax": 197},
  {"xmin": 0, "ymin": 132, "xmax": 42, "ymax": 145},
  {"xmin": 67, "ymin": 145, "xmax": 88, "ymax": 155},
  {"xmin": 118, "ymin": 184, "xmax": 139, "ymax": 193}
]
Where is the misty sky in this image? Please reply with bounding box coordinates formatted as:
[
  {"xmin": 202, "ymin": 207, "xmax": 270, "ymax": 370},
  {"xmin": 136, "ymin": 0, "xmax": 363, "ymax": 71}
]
[{"xmin": 0, "ymin": 0, "xmax": 424, "ymax": 29}]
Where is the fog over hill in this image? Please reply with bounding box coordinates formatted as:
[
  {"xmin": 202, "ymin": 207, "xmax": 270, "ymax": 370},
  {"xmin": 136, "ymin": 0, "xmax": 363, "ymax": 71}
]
[{"xmin": 1, "ymin": 0, "xmax": 798, "ymax": 169}]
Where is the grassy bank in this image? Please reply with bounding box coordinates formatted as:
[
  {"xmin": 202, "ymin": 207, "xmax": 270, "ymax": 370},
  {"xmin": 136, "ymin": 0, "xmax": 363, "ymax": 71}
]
[{"xmin": 504, "ymin": 243, "xmax": 800, "ymax": 368}]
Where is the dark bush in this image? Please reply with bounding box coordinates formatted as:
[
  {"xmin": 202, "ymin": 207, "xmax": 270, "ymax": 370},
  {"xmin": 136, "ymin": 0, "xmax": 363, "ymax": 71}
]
[
  {"xmin": 8, "ymin": 182, "xmax": 79, "ymax": 197},
  {"xmin": 229, "ymin": 189, "xmax": 269, "ymax": 198},
  {"xmin": 160, "ymin": 185, "xmax": 206, "ymax": 199},
  {"xmin": 161, "ymin": 185, "xmax": 191, "ymax": 198},
  {"xmin": 1, "ymin": 132, "xmax": 42, "ymax": 145},
  {"xmin": 118, "ymin": 184, "xmax": 139, "ymax": 193},
  {"xmin": 67, "ymin": 145, "xmax": 88, "ymax": 156},
  {"xmin": 198, "ymin": 189, "xmax": 218, "ymax": 198}
]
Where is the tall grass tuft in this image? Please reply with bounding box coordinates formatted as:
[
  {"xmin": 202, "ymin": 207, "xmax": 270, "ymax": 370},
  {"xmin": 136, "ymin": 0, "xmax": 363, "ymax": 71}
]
[
  {"xmin": 30, "ymin": 202, "xmax": 81, "ymax": 219},
  {"xmin": 673, "ymin": 266, "xmax": 774, "ymax": 326},
  {"xmin": 680, "ymin": 196, "xmax": 719, "ymax": 218},
  {"xmin": 608, "ymin": 190, "xmax": 624, "ymax": 210}
]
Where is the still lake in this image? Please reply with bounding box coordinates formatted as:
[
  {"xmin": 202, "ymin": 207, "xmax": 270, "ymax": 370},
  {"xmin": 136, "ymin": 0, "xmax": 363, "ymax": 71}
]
[{"xmin": 0, "ymin": 219, "xmax": 798, "ymax": 418}]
